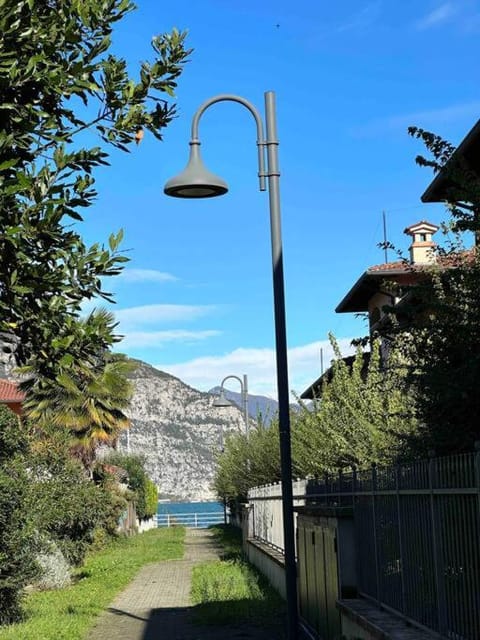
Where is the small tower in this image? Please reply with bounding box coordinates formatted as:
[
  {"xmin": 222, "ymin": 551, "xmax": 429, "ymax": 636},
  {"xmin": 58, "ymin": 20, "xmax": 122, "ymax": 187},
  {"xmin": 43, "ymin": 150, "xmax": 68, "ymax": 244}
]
[{"xmin": 404, "ymin": 220, "xmax": 439, "ymax": 264}]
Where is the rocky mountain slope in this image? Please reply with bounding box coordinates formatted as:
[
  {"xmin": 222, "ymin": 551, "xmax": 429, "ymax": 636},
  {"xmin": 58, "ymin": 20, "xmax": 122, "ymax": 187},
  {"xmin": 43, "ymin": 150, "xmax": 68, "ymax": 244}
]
[
  {"xmin": 208, "ymin": 385, "xmax": 279, "ymax": 425},
  {"xmin": 118, "ymin": 360, "xmax": 246, "ymax": 501},
  {"xmin": 208, "ymin": 386, "xmax": 301, "ymax": 425}
]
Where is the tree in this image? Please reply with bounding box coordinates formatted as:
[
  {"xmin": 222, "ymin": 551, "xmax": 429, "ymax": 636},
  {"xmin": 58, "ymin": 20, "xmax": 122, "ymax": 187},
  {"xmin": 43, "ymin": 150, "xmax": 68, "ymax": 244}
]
[
  {"xmin": 21, "ymin": 313, "xmax": 136, "ymax": 468},
  {"xmin": 214, "ymin": 337, "xmax": 418, "ymax": 501},
  {"xmin": 291, "ymin": 336, "xmax": 418, "ymax": 475},
  {"xmin": 386, "ymin": 245, "xmax": 480, "ymax": 454},
  {"xmin": 408, "ymin": 126, "xmax": 480, "ymax": 239},
  {"xmin": 373, "ymin": 127, "xmax": 480, "ymax": 454},
  {"xmin": 0, "ymin": 0, "xmax": 190, "ymax": 368},
  {"xmin": 102, "ymin": 452, "xmax": 158, "ymax": 520},
  {"xmin": 214, "ymin": 423, "xmax": 280, "ymax": 504}
]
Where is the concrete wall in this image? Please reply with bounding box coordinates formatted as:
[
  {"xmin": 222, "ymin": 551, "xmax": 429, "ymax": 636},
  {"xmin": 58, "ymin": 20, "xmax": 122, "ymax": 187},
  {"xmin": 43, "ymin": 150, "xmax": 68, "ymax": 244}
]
[{"xmin": 245, "ymin": 539, "xmax": 286, "ymax": 600}]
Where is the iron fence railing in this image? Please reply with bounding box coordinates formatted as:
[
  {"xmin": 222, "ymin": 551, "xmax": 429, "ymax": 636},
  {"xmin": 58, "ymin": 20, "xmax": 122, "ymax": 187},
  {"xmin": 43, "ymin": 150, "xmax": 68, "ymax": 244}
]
[
  {"xmin": 156, "ymin": 510, "xmax": 227, "ymax": 528},
  {"xmin": 248, "ymin": 452, "xmax": 480, "ymax": 640}
]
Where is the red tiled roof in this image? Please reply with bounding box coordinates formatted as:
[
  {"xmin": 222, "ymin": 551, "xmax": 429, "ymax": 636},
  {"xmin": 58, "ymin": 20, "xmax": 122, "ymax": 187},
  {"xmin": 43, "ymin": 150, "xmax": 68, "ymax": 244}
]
[
  {"xmin": 368, "ymin": 249, "xmax": 475, "ymax": 273},
  {"xmin": 0, "ymin": 379, "xmax": 25, "ymax": 403},
  {"xmin": 336, "ymin": 249, "xmax": 476, "ymax": 313},
  {"xmin": 368, "ymin": 260, "xmax": 410, "ymax": 273}
]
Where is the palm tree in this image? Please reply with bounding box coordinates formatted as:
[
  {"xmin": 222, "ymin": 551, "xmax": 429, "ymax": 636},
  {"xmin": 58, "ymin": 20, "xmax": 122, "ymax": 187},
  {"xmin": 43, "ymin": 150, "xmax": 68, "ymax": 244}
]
[{"xmin": 21, "ymin": 310, "xmax": 135, "ymax": 469}]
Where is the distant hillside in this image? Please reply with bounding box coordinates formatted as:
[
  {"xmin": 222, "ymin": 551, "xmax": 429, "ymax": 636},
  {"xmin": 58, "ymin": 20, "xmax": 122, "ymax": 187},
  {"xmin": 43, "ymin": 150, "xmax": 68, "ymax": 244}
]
[
  {"xmin": 115, "ymin": 360, "xmax": 246, "ymax": 501},
  {"xmin": 209, "ymin": 386, "xmax": 279, "ymax": 425},
  {"xmin": 209, "ymin": 386, "xmax": 301, "ymax": 426}
]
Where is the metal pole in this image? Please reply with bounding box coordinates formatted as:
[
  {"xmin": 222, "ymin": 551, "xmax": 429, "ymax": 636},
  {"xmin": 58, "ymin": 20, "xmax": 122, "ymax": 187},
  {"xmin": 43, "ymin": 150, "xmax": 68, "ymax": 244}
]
[
  {"xmin": 264, "ymin": 90, "xmax": 298, "ymax": 639},
  {"xmin": 242, "ymin": 374, "xmax": 249, "ymax": 435}
]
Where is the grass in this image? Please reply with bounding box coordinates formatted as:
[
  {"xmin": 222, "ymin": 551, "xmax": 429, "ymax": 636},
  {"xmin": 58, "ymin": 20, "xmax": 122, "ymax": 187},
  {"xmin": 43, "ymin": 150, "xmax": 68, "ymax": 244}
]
[
  {"xmin": 0, "ymin": 527, "xmax": 185, "ymax": 640},
  {"xmin": 190, "ymin": 524, "xmax": 285, "ymax": 633}
]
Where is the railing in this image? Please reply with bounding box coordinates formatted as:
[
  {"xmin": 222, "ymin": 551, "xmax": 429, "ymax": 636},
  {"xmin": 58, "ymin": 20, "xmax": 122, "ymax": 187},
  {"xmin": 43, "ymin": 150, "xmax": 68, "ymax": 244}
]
[
  {"xmin": 156, "ymin": 510, "xmax": 227, "ymax": 528},
  {"xmin": 248, "ymin": 479, "xmax": 307, "ymax": 551},
  {"xmin": 248, "ymin": 452, "xmax": 480, "ymax": 640}
]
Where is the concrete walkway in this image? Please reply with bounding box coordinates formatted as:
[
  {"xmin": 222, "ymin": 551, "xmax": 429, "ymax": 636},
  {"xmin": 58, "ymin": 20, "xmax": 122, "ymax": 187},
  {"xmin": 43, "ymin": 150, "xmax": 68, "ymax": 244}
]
[{"xmin": 87, "ymin": 528, "xmax": 283, "ymax": 640}]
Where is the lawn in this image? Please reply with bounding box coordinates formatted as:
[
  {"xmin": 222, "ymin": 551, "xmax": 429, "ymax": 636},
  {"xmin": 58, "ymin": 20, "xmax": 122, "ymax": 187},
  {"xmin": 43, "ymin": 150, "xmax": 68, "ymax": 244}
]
[
  {"xmin": 190, "ymin": 525, "xmax": 285, "ymax": 634},
  {"xmin": 0, "ymin": 527, "xmax": 185, "ymax": 640}
]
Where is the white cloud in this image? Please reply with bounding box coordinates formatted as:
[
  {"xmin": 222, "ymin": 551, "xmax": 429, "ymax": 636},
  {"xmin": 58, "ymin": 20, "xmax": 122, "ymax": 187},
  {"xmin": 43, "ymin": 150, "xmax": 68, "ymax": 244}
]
[
  {"xmin": 351, "ymin": 100, "xmax": 480, "ymax": 137},
  {"xmin": 120, "ymin": 329, "xmax": 221, "ymax": 349},
  {"xmin": 415, "ymin": 3, "xmax": 456, "ymax": 30},
  {"xmin": 118, "ymin": 269, "xmax": 178, "ymax": 284},
  {"xmin": 337, "ymin": 1, "xmax": 382, "ymax": 34},
  {"xmin": 114, "ymin": 304, "xmax": 217, "ymax": 329},
  {"xmin": 155, "ymin": 338, "xmax": 357, "ymax": 399}
]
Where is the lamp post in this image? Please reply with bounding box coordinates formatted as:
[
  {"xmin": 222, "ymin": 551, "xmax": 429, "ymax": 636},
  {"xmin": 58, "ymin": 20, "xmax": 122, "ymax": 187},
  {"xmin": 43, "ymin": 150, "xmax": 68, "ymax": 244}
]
[
  {"xmin": 164, "ymin": 91, "xmax": 298, "ymax": 639},
  {"xmin": 213, "ymin": 374, "xmax": 249, "ymax": 435}
]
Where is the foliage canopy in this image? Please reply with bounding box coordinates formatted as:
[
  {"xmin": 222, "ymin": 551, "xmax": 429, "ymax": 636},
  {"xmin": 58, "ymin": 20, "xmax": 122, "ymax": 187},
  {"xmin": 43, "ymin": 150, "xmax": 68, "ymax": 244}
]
[{"xmin": 0, "ymin": 0, "xmax": 190, "ymax": 368}]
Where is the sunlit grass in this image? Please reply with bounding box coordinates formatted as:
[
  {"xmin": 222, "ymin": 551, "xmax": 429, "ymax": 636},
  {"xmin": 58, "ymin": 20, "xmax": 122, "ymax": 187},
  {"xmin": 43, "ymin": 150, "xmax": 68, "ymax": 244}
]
[
  {"xmin": 191, "ymin": 525, "xmax": 285, "ymax": 633},
  {"xmin": 0, "ymin": 527, "xmax": 185, "ymax": 640}
]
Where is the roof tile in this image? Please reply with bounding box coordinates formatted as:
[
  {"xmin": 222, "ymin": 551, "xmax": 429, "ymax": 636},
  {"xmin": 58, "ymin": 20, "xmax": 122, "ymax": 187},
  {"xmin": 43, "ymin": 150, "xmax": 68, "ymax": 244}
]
[{"xmin": 0, "ymin": 379, "xmax": 25, "ymax": 402}]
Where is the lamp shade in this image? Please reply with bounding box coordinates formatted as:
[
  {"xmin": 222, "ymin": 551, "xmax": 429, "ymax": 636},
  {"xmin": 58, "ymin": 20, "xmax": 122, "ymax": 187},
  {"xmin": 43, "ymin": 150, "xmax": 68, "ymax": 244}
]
[
  {"xmin": 164, "ymin": 143, "xmax": 228, "ymax": 198},
  {"xmin": 212, "ymin": 389, "xmax": 234, "ymax": 408}
]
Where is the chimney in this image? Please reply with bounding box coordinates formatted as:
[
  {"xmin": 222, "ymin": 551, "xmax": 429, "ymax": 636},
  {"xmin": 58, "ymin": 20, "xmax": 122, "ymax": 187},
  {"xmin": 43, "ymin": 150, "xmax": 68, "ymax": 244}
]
[{"xmin": 404, "ymin": 221, "xmax": 439, "ymax": 264}]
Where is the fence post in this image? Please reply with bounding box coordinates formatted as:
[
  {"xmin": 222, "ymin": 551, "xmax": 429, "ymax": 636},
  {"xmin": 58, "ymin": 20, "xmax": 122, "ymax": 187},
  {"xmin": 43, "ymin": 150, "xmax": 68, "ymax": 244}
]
[
  {"xmin": 371, "ymin": 463, "xmax": 380, "ymax": 602},
  {"xmin": 395, "ymin": 465, "xmax": 406, "ymax": 613},
  {"xmin": 338, "ymin": 468, "xmax": 343, "ymax": 507},
  {"xmin": 167, "ymin": 513, "xmax": 170, "ymax": 527},
  {"xmin": 475, "ymin": 442, "xmax": 480, "ymax": 517},
  {"xmin": 428, "ymin": 452, "xmax": 447, "ymax": 635},
  {"xmin": 195, "ymin": 513, "xmax": 198, "ymax": 528}
]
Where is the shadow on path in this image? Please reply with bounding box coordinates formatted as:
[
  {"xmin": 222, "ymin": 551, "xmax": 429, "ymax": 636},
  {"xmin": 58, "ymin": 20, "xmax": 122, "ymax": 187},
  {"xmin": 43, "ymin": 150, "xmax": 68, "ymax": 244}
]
[{"xmin": 139, "ymin": 604, "xmax": 285, "ymax": 640}]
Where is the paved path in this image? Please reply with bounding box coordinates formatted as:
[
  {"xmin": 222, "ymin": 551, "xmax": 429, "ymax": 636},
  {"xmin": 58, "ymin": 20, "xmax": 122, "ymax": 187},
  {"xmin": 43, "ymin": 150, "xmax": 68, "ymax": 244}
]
[{"xmin": 87, "ymin": 528, "xmax": 283, "ymax": 640}]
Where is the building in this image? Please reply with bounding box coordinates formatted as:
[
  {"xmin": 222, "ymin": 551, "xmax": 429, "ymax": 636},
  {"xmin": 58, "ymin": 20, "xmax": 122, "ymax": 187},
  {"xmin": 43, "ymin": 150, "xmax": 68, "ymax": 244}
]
[
  {"xmin": 421, "ymin": 119, "xmax": 480, "ymax": 205},
  {"xmin": 335, "ymin": 220, "xmax": 439, "ymax": 333},
  {"xmin": 301, "ymin": 220, "xmax": 440, "ymax": 400},
  {"xmin": 0, "ymin": 379, "xmax": 25, "ymax": 416}
]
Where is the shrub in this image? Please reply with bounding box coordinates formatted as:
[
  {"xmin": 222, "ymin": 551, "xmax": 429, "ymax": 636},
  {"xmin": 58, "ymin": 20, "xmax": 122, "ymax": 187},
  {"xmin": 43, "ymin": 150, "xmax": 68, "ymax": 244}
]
[
  {"xmin": 103, "ymin": 453, "xmax": 158, "ymax": 520},
  {"xmin": 0, "ymin": 406, "xmax": 38, "ymax": 624},
  {"xmin": 144, "ymin": 477, "xmax": 159, "ymax": 520},
  {"xmin": 27, "ymin": 426, "xmax": 123, "ymax": 567}
]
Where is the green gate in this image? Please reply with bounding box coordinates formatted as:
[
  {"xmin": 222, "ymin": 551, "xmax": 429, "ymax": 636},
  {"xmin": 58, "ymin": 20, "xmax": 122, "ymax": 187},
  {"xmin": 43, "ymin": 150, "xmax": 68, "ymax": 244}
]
[{"xmin": 297, "ymin": 507, "xmax": 355, "ymax": 639}]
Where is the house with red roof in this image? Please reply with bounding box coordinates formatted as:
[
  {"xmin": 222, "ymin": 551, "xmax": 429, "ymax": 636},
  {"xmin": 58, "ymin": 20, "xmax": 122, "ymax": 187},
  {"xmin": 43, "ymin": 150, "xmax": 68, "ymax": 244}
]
[
  {"xmin": 0, "ymin": 379, "xmax": 25, "ymax": 416},
  {"xmin": 335, "ymin": 220, "xmax": 439, "ymax": 333},
  {"xmin": 301, "ymin": 220, "xmax": 441, "ymax": 399}
]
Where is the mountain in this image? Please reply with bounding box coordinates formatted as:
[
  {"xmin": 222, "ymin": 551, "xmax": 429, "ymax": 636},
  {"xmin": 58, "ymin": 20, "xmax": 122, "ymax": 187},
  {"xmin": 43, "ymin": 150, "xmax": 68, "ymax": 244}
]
[
  {"xmin": 208, "ymin": 386, "xmax": 279, "ymax": 425},
  {"xmin": 209, "ymin": 386, "xmax": 302, "ymax": 426},
  {"xmin": 116, "ymin": 360, "xmax": 246, "ymax": 501}
]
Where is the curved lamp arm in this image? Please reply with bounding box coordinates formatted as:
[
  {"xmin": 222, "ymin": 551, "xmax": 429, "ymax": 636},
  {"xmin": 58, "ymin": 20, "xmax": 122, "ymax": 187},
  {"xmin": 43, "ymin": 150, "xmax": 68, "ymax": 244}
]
[
  {"xmin": 218, "ymin": 374, "xmax": 249, "ymax": 435},
  {"xmin": 190, "ymin": 94, "xmax": 267, "ymax": 192},
  {"xmin": 219, "ymin": 374, "xmax": 245, "ymax": 392}
]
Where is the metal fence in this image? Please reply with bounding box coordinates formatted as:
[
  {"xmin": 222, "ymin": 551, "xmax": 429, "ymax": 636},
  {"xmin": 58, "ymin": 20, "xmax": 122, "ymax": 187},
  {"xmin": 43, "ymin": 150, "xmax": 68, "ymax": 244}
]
[
  {"xmin": 248, "ymin": 479, "xmax": 307, "ymax": 551},
  {"xmin": 156, "ymin": 510, "xmax": 227, "ymax": 528},
  {"xmin": 248, "ymin": 452, "xmax": 480, "ymax": 640}
]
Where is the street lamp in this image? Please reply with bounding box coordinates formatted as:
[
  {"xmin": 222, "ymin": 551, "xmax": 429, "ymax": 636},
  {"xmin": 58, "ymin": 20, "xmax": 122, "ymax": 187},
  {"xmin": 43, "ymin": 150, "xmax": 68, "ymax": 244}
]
[
  {"xmin": 213, "ymin": 374, "xmax": 249, "ymax": 435},
  {"xmin": 164, "ymin": 91, "xmax": 298, "ymax": 639}
]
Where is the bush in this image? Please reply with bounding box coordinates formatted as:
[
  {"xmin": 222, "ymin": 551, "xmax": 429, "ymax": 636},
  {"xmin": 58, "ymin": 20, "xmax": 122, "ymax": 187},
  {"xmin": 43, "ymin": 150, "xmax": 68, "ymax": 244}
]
[
  {"xmin": 102, "ymin": 453, "xmax": 158, "ymax": 520},
  {"xmin": 0, "ymin": 406, "xmax": 38, "ymax": 624},
  {"xmin": 27, "ymin": 426, "xmax": 125, "ymax": 567},
  {"xmin": 144, "ymin": 477, "xmax": 159, "ymax": 520}
]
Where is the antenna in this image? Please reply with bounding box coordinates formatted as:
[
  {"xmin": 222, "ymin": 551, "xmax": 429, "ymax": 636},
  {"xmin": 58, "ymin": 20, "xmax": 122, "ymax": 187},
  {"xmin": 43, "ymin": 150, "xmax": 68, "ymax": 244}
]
[
  {"xmin": 382, "ymin": 210, "xmax": 388, "ymax": 263},
  {"xmin": 320, "ymin": 347, "xmax": 324, "ymax": 376}
]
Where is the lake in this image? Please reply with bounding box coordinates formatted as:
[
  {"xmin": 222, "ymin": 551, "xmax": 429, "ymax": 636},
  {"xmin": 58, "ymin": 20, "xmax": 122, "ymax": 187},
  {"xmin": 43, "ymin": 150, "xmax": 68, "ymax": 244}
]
[{"xmin": 156, "ymin": 500, "xmax": 227, "ymax": 528}]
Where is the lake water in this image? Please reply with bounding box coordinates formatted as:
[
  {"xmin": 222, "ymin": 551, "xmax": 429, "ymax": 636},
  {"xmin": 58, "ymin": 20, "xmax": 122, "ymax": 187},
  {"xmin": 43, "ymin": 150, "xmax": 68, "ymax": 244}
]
[{"xmin": 156, "ymin": 500, "xmax": 226, "ymax": 528}]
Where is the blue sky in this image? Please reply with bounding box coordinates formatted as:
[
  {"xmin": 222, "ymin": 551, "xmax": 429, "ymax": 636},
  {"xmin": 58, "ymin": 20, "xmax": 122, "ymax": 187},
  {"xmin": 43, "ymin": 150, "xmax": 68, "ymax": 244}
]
[{"xmin": 82, "ymin": 0, "xmax": 480, "ymax": 398}]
